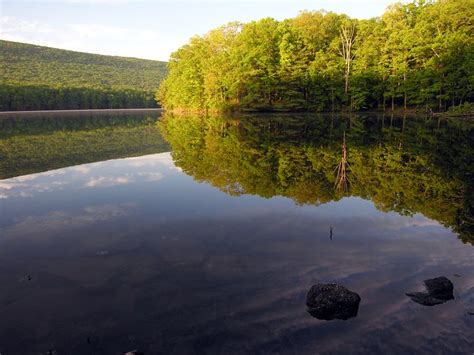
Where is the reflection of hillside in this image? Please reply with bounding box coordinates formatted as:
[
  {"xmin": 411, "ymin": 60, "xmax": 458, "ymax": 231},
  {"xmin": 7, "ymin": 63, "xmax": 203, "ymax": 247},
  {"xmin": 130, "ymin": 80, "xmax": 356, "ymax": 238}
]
[
  {"xmin": 159, "ymin": 113, "xmax": 474, "ymax": 244},
  {"xmin": 0, "ymin": 112, "xmax": 169, "ymax": 179}
]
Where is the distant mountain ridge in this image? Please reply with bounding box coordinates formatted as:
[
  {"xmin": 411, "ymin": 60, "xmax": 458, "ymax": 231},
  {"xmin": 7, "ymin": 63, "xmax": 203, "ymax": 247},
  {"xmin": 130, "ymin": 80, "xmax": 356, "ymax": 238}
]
[{"xmin": 0, "ymin": 40, "xmax": 168, "ymax": 110}]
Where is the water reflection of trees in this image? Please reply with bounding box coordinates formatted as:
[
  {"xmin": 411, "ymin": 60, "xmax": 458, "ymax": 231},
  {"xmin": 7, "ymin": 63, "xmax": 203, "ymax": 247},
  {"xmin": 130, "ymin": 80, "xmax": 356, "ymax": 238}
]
[
  {"xmin": 0, "ymin": 113, "xmax": 169, "ymax": 179},
  {"xmin": 159, "ymin": 113, "xmax": 474, "ymax": 245}
]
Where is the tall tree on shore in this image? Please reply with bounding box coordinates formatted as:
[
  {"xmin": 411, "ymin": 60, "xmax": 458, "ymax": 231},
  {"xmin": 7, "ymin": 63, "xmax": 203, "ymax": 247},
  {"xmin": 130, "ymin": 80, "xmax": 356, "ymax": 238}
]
[{"xmin": 339, "ymin": 21, "xmax": 356, "ymax": 95}]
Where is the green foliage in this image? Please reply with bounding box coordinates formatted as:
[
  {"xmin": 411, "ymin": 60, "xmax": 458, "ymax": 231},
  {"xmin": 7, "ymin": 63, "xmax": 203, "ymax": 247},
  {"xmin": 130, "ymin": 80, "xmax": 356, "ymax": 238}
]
[
  {"xmin": 159, "ymin": 112, "xmax": 474, "ymax": 244},
  {"xmin": 158, "ymin": 0, "xmax": 473, "ymax": 112},
  {"xmin": 0, "ymin": 40, "xmax": 167, "ymax": 110},
  {"xmin": 447, "ymin": 102, "xmax": 474, "ymax": 113}
]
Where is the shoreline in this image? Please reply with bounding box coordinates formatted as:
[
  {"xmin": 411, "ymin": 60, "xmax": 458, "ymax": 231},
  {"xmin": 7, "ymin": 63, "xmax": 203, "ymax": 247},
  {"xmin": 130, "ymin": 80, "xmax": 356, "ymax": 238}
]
[
  {"xmin": 0, "ymin": 107, "xmax": 472, "ymax": 120},
  {"xmin": 0, "ymin": 108, "xmax": 163, "ymax": 115},
  {"xmin": 163, "ymin": 108, "xmax": 474, "ymax": 119}
]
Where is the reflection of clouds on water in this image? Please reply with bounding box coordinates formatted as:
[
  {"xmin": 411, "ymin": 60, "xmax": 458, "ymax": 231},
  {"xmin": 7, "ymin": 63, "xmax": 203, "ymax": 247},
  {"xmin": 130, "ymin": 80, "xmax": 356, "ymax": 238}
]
[
  {"xmin": 0, "ymin": 166, "xmax": 473, "ymax": 353},
  {"xmin": 85, "ymin": 176, "xmax": 131, "ymax": 188},
  {"xmin": 158, "ymin": 214, "xmax": 474, "ymax": 354},
  {"xmin": 10, "ymin": 175, "xmax": 38, "ymax": 182},
  {"xmin": 125, "ymin": 152, "xmax": 180, "ymax": 170},
  {"xmin": 0, "ymin": 181, "xmax": 26, "ymax": 190},
  {"xmin": 137, "ymin": 172, "xmax": 164, "ymax": 181},
  {"xmin": 0, "ymin": 152, "xmax": 174, "ymax": 199},
  {"xmin": 84, "ymin": 172, "xmax": 163, "ymax": 188},
  {"xmin": 0, "ymin": 179, "xmax": 69, "ymax": 197},
  {"xmin": 1, "ymin": 203, "xmax": 135, "ymax": 238},
  {"xmin": 71, "ymin": 165, "xmax": 91, "ymax": 174}
]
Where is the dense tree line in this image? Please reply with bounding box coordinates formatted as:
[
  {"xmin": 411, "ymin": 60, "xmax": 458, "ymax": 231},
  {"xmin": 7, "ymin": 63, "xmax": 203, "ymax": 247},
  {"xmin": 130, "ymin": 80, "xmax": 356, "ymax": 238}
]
[
  {"xmin": 0, "ymin": 40, "xmax": 167, "ymax": 110},
  {"xmin": 159, "ymin": 112, "xmax": 474, "ymax": 244},
  {"xmin": 158, "ymin": 0, "xmax": 473, "ymax": 112},
  {"xmin": 0, "ymin": 84, "xmax": 156, "ymax": 111}
]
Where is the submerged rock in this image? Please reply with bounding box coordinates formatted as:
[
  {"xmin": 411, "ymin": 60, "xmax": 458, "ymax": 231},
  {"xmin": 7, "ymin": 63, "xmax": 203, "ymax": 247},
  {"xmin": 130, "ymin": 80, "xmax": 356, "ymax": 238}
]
[
  {"xmin": 406, "ymin": 276, "xmax": 454, "ymax": 306},
  {"xmin": 424, "ymin": 277, "xmax": 454, "ymax": 300},
  {"xmin": 405, "ymin": 292, "xmax": 446, "ymax": 306},
  {"xmin": 306, "ymin": 283, "xmax": 361, "ymax": 320}
]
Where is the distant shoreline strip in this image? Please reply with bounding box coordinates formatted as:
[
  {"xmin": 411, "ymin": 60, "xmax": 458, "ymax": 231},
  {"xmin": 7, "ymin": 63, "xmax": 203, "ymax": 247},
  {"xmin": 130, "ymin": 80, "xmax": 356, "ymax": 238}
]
[{"xmin": 0, "ymin": 108, "xmax": 163, "ymax": 115}]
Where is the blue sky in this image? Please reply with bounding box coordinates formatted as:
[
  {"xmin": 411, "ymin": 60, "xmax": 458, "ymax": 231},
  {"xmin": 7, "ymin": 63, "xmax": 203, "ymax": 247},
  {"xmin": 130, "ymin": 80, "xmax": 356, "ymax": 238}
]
[{"xmin": 1, "ymin": 0, "xmax": 404, "ymax": 61}]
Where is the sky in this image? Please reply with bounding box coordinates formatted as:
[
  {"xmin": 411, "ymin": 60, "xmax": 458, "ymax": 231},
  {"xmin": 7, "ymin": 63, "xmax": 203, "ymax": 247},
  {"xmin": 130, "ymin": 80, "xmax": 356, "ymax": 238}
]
[{"xmin": 0, "ymin": 0, "xmax": 403, "ymax": 61}]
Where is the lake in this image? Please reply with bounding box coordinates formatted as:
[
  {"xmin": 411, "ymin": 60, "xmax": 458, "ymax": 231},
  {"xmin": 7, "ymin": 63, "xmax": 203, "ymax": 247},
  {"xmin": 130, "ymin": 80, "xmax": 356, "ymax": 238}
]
[{"xmin": 0, "ymin": 110, "xmax": 473, "ymax": 354}]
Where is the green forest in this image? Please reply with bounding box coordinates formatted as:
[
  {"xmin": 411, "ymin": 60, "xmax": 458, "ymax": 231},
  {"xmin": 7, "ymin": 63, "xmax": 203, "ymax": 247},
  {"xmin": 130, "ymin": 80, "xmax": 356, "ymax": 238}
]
[
  {"xmin": 0, "ymin": 40, "xmax": 167, "ymax": 111},
  {"xmin": 158, "ymin": 0, "xmax": 474, "ymax": 112},
  {"xmin": 159, "ymin": 112, "xmax": 474, "ymax": 245}
]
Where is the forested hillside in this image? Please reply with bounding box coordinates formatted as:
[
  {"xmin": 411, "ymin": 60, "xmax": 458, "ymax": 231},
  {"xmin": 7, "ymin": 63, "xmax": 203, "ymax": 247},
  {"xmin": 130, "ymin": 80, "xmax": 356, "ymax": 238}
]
[
  {"xmin": 0, "ymin": 40, "xmax": 167, "ymax": 111},
  {"xmin": 158, "ymin": 0, "xmax": 474, "ymax": 112}
]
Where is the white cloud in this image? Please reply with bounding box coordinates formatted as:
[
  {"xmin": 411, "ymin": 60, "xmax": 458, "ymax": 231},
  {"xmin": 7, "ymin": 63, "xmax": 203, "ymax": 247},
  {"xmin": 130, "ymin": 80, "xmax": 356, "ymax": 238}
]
[
  {"xmin": 0, "ymin": 16, "xmax": 54, "ymax": 34},
  {"xmin": 64, "ymin": 0, "xmax": 131, "ymax": 3},
  {"xmin": 0, "ymin": 16, "xmax": 76, "ymax": 53},
  {"xmin": 69, "ymin": 24, "xmax": 132, "ymax": 37},
  {"xmin": 68, "ymin": 24, "xmax": 164, "ymax": 45},
  {"xmin": 0, "ymin": 15, "xmax": 173, "ymax": 60}
]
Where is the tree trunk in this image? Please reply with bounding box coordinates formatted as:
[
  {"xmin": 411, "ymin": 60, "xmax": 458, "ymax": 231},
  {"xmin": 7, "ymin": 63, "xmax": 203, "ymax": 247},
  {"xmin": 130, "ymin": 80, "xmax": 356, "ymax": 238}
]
[
  {"xmin": 331, "ymin": 88, "xmax": 335, "ymax": 112},
  {"xmin": 339, "ymin": 23, "xmax": 356, "ymax": 95},
  {"xmin": 438, "ymin": 88, "xmax": 442, "ymax": 111},
  {"xmin": 403, "ymin": 72, "xmax": 407, "ymax": 110}
]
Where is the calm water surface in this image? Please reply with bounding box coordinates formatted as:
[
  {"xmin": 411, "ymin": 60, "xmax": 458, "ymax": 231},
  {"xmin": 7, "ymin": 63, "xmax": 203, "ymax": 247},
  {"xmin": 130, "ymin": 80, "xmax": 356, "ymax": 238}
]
[{"xmin": 0, "ymin": 110, "xmax": 473, "ymax": 354}]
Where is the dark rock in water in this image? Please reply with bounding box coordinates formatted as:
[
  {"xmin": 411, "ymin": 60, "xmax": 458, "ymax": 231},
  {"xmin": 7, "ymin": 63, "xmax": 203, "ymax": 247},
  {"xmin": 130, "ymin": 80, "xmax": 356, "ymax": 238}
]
[
  {"xmin": 468, "ymin": 311, "xmax": 474, "ymax": 316},
  {"xmin": 424, "ymin": 276, "xmax": 454, "ymax": 301},
  {"xmin": 306, "ymin": 283, "xmax": 361, "ymax": 320},
  {"xmin": 405, "ymin": 292, "xmax": 446, "ymax": 306},
  {"xmin": 406, "ymin": 276, "xmax": 454, "ymax": 306}
]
